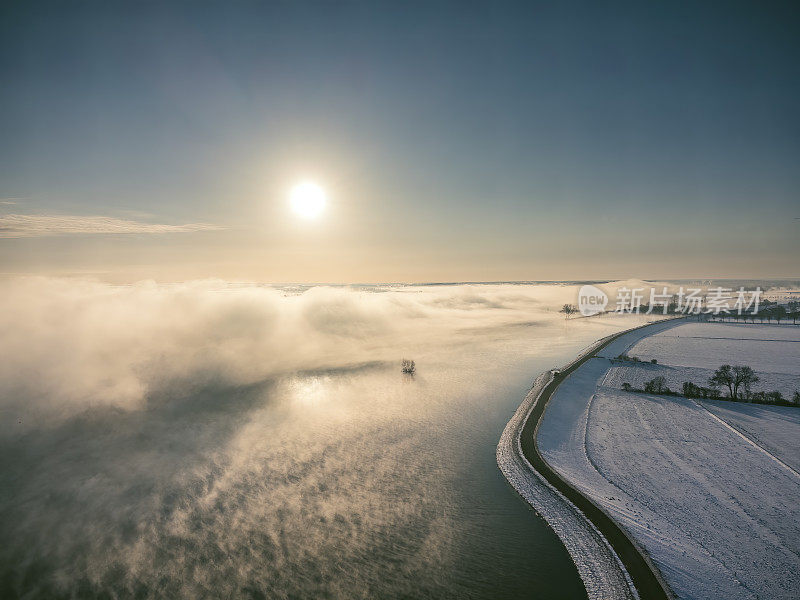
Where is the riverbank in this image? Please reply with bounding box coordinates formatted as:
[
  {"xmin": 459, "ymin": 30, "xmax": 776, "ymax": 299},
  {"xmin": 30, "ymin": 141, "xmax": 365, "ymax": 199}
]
[{"xmin": 498, "ymin": 319, "xmax": 678, "ymax": 600}]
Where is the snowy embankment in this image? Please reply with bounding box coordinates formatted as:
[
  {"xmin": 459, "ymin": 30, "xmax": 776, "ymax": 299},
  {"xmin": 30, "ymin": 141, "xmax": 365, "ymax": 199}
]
[
  {"xmin": 538, "ymin": 321, "xmax": 800, "ymax": 600},
  {"xmin": 497, "ymin": 370, "xmax": 638, "ymax": 600},
  {"xmin": 497, "ymin": 320, "xmax": 676, "ymax": 600}
]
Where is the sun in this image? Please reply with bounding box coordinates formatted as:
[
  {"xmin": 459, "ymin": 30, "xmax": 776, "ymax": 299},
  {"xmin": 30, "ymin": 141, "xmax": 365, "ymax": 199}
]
[{"xmin": 289, "ymin": 181, "xmax": 326, "ymax": 219}]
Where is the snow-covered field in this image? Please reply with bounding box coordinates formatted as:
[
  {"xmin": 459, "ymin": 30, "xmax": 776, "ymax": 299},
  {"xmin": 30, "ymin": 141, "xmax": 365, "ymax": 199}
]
[
  {"xmin": 700, "ymin": 400, "xmax": 800, "ymax": 473},
  {"xmin": 538, "ymin": 319, "xmax": 800, "ymax": 600},
  {"xmin": 604, "ymin": 322, "xmax": 800, "ymax": 400},
  {"xmin": 628, "ymin": 322, "xmax": 800, "ymax": 374}
]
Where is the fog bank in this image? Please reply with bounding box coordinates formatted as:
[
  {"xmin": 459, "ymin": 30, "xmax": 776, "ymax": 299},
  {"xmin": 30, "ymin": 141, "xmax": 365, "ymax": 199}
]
[{"xmin": 0, "ymin": 278, "xmax": 584, "ymax": 423}]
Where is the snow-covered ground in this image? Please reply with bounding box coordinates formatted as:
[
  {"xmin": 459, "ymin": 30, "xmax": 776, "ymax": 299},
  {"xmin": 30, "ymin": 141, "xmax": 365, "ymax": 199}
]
[
  {"xmin": 604, "ymin": 322, "xmax": 800, "ymax": 400},
  {"xmin": 628, "ymin": 322, "xmax": 800, "ymax": 374},
  {"xmin": 537, "ymin": 319, "xmax": 800, "ymax": 600},
  {"xmin": 700, "ymin": 400, "xmax": 800, "ymax": 473}
]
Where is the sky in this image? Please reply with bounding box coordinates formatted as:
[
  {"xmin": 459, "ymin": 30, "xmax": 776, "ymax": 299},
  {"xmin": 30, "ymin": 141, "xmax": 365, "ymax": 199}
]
[{"xmin": 1, "ymin": 1, "xmax": 798, "ymax": 282}]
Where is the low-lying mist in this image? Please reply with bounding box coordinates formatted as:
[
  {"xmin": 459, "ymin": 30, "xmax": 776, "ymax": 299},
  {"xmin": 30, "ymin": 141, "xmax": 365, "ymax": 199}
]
[
  {"xmin": 0, "ymin": 277, "xmax": 656, "ymax": 598},
  {"xmin": 0, "ymin": 278, "xmax": 579, "ymax": 421}
]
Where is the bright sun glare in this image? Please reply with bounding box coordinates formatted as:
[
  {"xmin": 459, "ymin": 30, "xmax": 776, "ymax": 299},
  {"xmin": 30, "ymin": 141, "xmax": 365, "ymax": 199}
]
[{"xmin": 289, "ymin": 182, "xmax": 326, "ymax": 219}]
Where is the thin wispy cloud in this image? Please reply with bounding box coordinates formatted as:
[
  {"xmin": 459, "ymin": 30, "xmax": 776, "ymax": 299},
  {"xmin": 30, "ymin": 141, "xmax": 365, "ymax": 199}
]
[{"xmin": 0, "ymin": 214, "xmax": 223, "ymax": 237}]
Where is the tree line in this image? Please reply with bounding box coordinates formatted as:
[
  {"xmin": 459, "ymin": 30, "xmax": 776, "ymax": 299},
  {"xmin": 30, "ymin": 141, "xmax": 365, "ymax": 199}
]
[
  {"xmin": 560, "ymin": 299, "xmax": 800, "ymax": 323},
  {"xmin": 620, "ymin": 364, "xmax": 800, "ymax": 407},
  {"xmin": 712, "ymin": 300, "xmax": 800, "ymax": 325}
]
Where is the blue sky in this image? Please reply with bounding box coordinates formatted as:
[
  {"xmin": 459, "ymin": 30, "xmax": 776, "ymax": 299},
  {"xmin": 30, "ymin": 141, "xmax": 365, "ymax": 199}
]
[{"xmin": 1, "ymin": 1, "xmax": 798, "ymax": 281}]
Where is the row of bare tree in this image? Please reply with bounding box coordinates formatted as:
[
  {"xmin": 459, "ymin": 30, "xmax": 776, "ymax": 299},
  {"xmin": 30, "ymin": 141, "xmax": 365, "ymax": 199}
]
[{"xmin": 621, "ymin": 365, "xmax": 800, "ymax": 406}]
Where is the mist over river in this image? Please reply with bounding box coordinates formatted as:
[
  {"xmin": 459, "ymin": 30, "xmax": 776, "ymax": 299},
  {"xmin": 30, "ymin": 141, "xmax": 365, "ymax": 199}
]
[{"xmin": 0, "ymin": 279, "xmax": 654, "ymax": 598}]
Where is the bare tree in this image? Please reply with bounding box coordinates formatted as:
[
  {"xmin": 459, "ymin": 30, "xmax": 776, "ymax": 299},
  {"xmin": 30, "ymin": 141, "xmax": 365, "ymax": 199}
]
[
  {"xmin": 733, "ymin": 365, "xmax": 759, "ymax": 400},
  {"xmin": 787, "ymin": 300, "xmax": 798, "ymax": 324},
  {"xmin": 683, "ymin": 381, "xmax": 701, "ymax": 397},
  {"xmin": 710, "ymin": 364, "xmax": 759, "ymax": 400},
  {"xmin": 709, "ymin": 365, "xmax": 735, "ymax": 399},
  {"xmin": 644, "ymin": 376, "xmax": 669, "ymax": 394}
]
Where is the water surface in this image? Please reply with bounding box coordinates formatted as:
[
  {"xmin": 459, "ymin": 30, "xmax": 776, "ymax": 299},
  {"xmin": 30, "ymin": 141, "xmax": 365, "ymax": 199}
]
[{"xmin": 0, "ymin": 283, "xmax": 653, "ymax": 598}]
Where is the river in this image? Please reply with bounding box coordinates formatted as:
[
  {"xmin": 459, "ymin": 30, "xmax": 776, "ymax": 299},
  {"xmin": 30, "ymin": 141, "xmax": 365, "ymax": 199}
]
[{"xmin": 0, "ymin": 282, "xmax": 653, "ymax": 598}]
